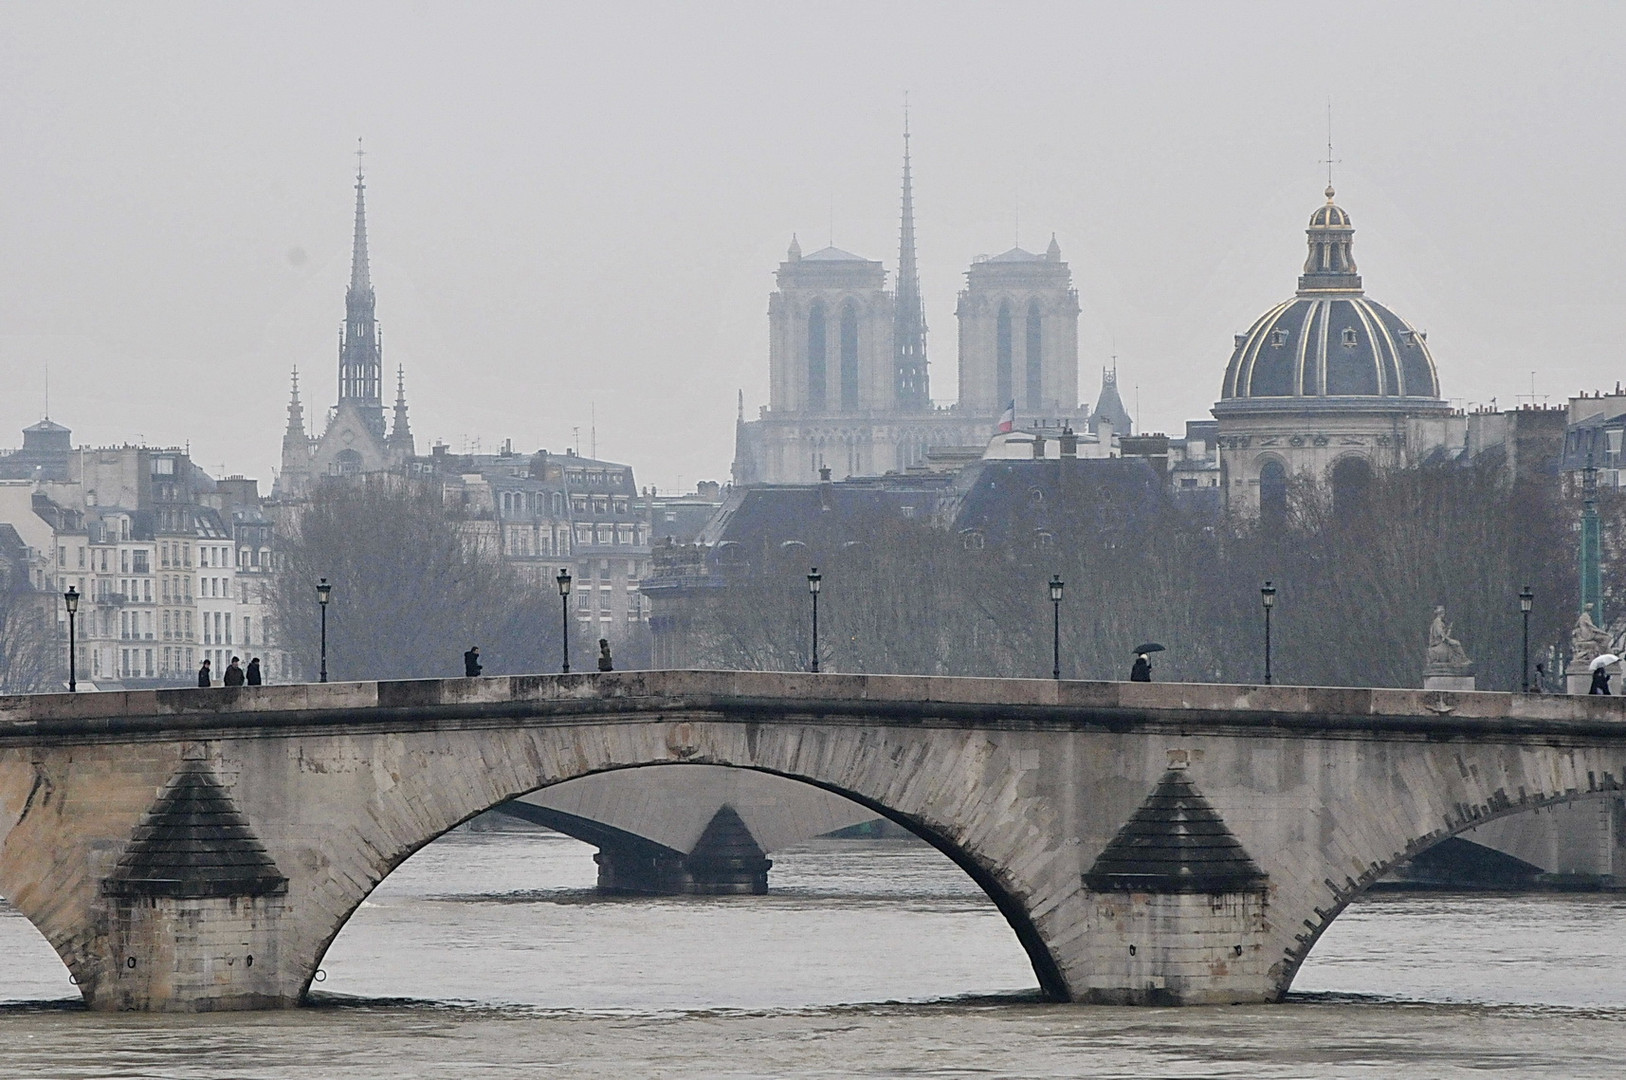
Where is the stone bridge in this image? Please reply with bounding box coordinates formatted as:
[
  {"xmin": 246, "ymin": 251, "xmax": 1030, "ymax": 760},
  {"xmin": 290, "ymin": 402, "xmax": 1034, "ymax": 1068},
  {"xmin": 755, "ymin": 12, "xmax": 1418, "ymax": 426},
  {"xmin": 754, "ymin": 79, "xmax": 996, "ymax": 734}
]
[{"xmin": 2, "ymin": 670, "xmax": 1624, "ymax": 1011}]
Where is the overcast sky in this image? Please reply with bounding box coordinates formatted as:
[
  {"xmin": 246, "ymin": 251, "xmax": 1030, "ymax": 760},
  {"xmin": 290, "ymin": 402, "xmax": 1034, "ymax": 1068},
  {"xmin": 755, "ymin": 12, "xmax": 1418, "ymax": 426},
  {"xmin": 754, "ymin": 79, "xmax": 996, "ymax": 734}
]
[{"xmin": 3, "ymin": 2, "xmax": 1623, "ymax": 491}]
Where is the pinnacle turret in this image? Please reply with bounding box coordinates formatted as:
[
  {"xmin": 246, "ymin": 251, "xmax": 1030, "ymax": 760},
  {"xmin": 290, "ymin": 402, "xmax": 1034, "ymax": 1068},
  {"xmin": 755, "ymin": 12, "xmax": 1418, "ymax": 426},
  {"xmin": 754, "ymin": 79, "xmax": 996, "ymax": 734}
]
[{"xmin": 388, "ymin": 365, "xmax": 415, "ymax": 459}]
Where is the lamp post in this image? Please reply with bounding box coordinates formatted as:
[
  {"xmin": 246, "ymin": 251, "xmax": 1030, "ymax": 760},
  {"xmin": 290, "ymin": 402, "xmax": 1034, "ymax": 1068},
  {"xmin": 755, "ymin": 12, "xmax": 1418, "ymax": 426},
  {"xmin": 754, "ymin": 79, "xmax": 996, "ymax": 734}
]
[
  {"xmin": 807, "ymin": 567, "xmax": 822, "ymax": 673},
  {"xmin": 1049, "ymin": 575, "xmax": 1064, "ymax": 680},
  {"xmin": 63, "ymin": 585, "xmax": 79, "ymax": 692},
  {"xmin": 556, "ymin": 567, "xmax": 573, "ymax": 673},
  {"xmin": 1519, "ymin": 585, "xmax": 1534, "ymax": 692},
  {"xmin": 316, "ymin": 578, "xmax": 332, "ymax": 683},
  {"xmin": 1261, "ymin": 581, "xmax": 1276, "ymax": 686}
]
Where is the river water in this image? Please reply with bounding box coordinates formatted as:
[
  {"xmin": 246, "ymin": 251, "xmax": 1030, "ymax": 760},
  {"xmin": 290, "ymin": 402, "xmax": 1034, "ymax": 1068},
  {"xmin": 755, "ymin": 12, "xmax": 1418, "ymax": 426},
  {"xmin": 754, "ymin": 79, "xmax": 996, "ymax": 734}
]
[{"xmin": 1, "ymin": 825, "xmax": 1624, "ymax": 1078}]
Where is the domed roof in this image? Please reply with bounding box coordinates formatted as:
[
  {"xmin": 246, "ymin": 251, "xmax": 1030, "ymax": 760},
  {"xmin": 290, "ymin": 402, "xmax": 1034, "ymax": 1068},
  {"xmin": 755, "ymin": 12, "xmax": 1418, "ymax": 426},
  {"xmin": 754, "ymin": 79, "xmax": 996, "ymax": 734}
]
[{"xmin": 1217, "ymin": 187, "xmax": 1445, "ymax": 412}]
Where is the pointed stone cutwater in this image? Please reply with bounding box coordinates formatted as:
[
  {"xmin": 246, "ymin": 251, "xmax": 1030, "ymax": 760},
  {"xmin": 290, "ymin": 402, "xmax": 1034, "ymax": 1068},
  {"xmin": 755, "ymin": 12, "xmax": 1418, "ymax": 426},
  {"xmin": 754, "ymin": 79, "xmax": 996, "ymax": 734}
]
[
  {"xmin": 103, "ymin": 760, "xmax": 287, "ymax": 899},
  {"xmin": 683, "ymin": 804, "xmax": 772, "ymax": 895},
  {"xmin": 1084, "ymin": 769, "xmax": 1267, "ymax": 894},
  {"xmin": 97, "ymin": 761, "xmax": 292, "ymax": 1011},
  {"xmin": 1079, "ymin": 767, "xmax": 1272, "ymax": 1005}
]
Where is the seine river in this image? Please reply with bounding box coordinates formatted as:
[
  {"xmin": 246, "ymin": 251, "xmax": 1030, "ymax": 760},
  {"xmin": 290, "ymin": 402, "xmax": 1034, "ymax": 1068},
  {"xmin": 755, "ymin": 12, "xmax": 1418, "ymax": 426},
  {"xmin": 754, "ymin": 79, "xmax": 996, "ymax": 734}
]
[{"xmin": 2, "ymin": 826, "xmax": 1624, "ymax": 1078}]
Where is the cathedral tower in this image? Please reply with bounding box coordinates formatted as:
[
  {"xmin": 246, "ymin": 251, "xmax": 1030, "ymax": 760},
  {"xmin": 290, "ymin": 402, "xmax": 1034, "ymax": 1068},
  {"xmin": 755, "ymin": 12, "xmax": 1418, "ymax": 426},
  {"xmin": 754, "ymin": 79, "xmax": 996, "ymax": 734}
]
[
  {"xmin": 956, "ymin": 234, "xmax": 1080, "ymax": 418},
  {"xmin": 767, "ymin": 239, "xmax": 894, "ymax": 416}
]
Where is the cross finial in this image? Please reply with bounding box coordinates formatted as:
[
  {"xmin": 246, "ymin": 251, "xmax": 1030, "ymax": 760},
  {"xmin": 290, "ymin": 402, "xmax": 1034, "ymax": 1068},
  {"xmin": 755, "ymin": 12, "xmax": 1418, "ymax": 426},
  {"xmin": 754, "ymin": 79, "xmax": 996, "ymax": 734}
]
[
  {"xmin": 1319, "ymin": 99, "xmax": 1340, "ymax": 194},
  {"xmin": 355, "ymin": 137, "xmax": 366, "ymax": 182}
]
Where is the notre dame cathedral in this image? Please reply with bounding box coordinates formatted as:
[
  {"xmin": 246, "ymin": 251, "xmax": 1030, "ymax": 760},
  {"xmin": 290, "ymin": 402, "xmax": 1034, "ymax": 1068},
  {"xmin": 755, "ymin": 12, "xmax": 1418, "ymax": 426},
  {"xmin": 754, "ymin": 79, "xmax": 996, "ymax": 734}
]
[{"xmin": 731, "ymin": 123, "xmax": 1090, "ymax": 484}]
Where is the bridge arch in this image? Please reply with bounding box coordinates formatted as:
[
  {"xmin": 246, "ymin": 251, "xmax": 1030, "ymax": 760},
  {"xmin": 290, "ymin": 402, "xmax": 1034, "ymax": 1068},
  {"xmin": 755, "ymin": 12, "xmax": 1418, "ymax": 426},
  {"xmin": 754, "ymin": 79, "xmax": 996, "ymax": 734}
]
[
  {"xmin": 306, "ymin": 751, "xmax": 1070, "ymax": 1004},
  {"xmin": 1276, "ymin": 779, "xmax": 1624, "ymax": 999}
]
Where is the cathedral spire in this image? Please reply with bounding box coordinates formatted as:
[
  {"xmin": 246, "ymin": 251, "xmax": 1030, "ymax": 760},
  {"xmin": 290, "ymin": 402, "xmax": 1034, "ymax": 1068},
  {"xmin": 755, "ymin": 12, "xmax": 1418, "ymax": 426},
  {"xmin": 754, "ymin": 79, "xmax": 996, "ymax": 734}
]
[
  {"xmin": 893, "ymin": 101, "xmax": 930, "ymax": 411},
  {"xmin": 350, "ymin": 139, "xmax": 371, "ymax": 294},
  {"xmin": 338, "ymin": 140, "xmax": 386, "ymax": 439}
]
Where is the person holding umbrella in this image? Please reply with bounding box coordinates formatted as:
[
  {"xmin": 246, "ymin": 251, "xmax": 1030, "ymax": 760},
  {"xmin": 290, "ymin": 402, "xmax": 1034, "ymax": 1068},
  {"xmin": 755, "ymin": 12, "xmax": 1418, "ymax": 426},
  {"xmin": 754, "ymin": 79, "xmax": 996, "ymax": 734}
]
[
  {"xmin": 1590, "ymin": 652, "xmax": 1619, "ymax": 695},
  {"xmin": 1130, "ymin": 643, "xmax": 1164, "ymax": 682}
]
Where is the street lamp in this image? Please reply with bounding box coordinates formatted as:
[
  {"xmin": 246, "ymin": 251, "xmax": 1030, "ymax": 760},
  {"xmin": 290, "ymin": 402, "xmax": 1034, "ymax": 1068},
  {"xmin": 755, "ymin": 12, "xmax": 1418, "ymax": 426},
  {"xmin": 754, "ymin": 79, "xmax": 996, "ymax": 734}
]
[
  {"xmin": 807, "ymin": 567, "xmax": 822, "ymax": 673},
  {"xmin": 1260, "ymin": 581, "xmax": 1276, "ymax": 686},
  {"xmin": 1519, "ymin": 585, "xmax": 1534, "ymax": 692},
  {"xmin": 556, "ymin": 567, "xmax": 573, "ymax": 673},
  {"xmin": 1049, "ymin": 575, "xmax": 1064, "ymax": 680},
  {"xmin": 316, "ymin": 578, "xmax": 332, "ymax": 683},
  {"xmin": 63, "ymin": 585, "xmax": 79, "ymax": 692}
]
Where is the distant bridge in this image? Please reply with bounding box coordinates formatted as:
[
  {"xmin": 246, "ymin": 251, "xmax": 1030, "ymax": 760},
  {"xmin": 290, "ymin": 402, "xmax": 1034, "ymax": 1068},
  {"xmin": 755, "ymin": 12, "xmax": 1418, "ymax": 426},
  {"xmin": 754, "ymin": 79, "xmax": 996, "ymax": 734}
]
[{"xmin": 2, "ymin": 670, "xmax": 1625, "ymax": 1010}]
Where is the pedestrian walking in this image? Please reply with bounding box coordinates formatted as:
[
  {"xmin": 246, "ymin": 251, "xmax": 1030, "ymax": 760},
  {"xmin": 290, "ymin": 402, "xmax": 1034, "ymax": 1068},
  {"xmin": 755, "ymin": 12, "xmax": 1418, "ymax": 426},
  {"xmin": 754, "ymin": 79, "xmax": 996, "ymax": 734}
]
[
  {"xmin": 245, "ymin": 657, "xmax": 262, "ymax": 686},
  {"xmin": 1532, "ymin": 663, "xmax": 1547, "ymax": 694},
  {"xmin": 223, "ymin": 657, "xmax": 245, "ymax": 686},
  {"xmin": 464, "ymin": 646, "xmax": 482, "ymax": 678},
  {"xmin": 1590, "ymin": 666, "xmax": 1612, "ymax": 695},
  {"xmin": 597, "ymin": 639, "xmax": 613, "ymax": 672},
  {"xmin": 197, "ymin": 658, "xmax": 212, "ymax": 688},
  {"xmin": 1130, "ymin": 653, "xmax": 1152, "ymax": 682}
]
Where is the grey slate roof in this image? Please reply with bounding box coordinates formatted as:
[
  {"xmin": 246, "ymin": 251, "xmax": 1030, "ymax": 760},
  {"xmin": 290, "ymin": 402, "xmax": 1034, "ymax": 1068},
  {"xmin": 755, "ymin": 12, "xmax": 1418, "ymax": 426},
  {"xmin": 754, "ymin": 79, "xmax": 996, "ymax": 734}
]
[
  {"xmin": 101, "ymin": 761, "xmax": 288, "ymax": 899},
  {"xmin": 1083, "ymin": 770, "xmax": 1268, "ymax": 894}
]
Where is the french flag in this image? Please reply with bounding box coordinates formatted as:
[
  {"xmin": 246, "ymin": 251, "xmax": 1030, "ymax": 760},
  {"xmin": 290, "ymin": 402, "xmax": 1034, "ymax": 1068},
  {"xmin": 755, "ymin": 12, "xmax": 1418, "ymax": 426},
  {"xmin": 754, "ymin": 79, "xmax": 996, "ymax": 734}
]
[{"xmin": 996, "ymin": 400, "xmax": 1015, "ymax": 434}]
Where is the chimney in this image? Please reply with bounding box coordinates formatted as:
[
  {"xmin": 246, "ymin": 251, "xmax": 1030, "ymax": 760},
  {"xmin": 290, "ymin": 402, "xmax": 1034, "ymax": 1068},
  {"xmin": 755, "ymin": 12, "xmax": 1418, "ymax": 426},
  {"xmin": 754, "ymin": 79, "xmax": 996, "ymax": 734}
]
[
  {"xmin": 1059, "ymin": 424, "xmax": 1078, "ymax": 459},
  {"xmin": 1032, "ymin": 433, "xmax": 1046, "ymax": 459},
  {"xmin": 818, "ymin": 465, "xmax": 833, "ymax": 512}
]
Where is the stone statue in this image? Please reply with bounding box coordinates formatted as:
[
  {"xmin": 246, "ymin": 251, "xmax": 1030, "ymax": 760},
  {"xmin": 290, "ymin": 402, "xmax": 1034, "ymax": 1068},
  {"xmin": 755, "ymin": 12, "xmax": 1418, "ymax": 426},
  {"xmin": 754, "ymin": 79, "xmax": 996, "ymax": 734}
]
[
  {"xmin": 1570, "ymin": 603, "xmax": 1615, "ymax": 666},
  {"xmin": 1425, "ymin": 606, "xmax": 1472, "ymax": 672}
]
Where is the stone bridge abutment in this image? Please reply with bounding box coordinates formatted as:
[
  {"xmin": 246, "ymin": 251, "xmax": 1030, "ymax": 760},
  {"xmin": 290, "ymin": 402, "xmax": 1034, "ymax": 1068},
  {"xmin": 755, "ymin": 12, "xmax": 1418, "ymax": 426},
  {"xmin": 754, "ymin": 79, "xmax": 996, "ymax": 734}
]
[{"xmin": 0, "ymin": 671, "xmax": 1623, "ymax": 1011}]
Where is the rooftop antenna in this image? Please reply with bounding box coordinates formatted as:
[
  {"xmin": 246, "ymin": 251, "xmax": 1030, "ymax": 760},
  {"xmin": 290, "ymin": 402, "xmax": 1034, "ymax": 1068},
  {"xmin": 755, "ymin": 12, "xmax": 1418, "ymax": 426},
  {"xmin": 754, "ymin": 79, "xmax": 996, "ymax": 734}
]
[
  {"xmin": 42, "ymin": 362, "xmax": 49, "ymax": 420},
  {"xmin": 829, "ymin": 188, "xmax": 835, "ymax": 247},
  {"xmin": 590, "ymin": 401, "xmax": 597, "ymax": 460},
  {"xmin": 572, "ymin": 425, "xmax": 581, "ymax": 455},
  {"xmin": 1014, "ymin": 189, "xmax": 1020, "ymax": 248},
  {"xmin": 1319, "ymin": 97, "xmax": 1341, "ymax": 190},
  {"xmin": 355, "ymin": 135, "xmax": 366, "ymax": 181}
]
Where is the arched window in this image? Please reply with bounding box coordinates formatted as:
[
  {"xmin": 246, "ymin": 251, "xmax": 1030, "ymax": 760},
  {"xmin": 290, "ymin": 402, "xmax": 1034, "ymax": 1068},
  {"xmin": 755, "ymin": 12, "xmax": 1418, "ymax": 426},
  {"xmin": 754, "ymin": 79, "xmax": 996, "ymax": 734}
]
[
  {"xmin": 1025, "ymin": 302, "xmax": 1043, "ymax": 411},
  {"xmin": 839, "ymin": 302, "xmax": 860, "ymax": 410},
  {"xmin": 336, "ymin": 449, "xmax": 363, "ymax": 477},
  {"xmin": 996, "ymin": 302, "xmax": 1013, "ymax": 407},
  {"xmin": 806, "ymin": 302, "xmax": 827, "ymax": 412},
  {"xmin": 1331, "ymin": 456, "xmax": 1372, "ymax": 519},
  {"xmin": 1258, "ymin": 458, "xmax": 1288, "ymax": 527}
]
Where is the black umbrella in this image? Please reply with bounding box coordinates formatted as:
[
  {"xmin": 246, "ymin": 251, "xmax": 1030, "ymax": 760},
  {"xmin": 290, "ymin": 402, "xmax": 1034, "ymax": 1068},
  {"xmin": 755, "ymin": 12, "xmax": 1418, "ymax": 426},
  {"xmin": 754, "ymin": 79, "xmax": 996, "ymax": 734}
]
[{"xmin": 1132, "ymin": 643, "xmax": 1166, "ymax": 655}]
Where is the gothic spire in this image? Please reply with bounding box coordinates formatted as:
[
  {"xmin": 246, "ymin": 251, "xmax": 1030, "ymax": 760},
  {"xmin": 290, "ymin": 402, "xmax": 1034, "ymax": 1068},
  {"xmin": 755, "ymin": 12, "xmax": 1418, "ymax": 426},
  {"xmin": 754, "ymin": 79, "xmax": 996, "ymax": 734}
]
[
  {"xmin": 350, "ymin": 139, "xmax": 371, "ymax": 295},
  {"xmin": 893, "ymin": 102, "xmax": 930, "ymax": 411},
  {"xmin": 339, "ymin": 140, "xmax": 386, "ymax": 438}
]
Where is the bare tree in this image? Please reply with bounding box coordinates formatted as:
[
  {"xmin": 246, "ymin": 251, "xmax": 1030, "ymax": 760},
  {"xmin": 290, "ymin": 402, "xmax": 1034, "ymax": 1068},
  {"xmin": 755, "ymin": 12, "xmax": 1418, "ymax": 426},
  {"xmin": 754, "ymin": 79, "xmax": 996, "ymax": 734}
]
[
  {"xmin": 674, "ymin": 458, "xmax": 1578, "ymax": 691},
  {"xmin": 0, "ymin": 582, "xmax": 56, "ymax": 693},
  {"xmin": 272, "ymin": 478, "xmax": 580, "ymax": 682}
]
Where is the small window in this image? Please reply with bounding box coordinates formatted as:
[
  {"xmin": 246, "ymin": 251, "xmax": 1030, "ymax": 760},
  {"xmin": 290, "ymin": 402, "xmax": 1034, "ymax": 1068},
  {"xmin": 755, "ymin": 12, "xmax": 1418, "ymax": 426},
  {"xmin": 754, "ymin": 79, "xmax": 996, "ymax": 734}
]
[
  {"xmin": 1270, "ymin": 329, "xmax": 1288, "ymax": 347},
  {"xmin": 1342, "ymin": 328, "xmax": 1358, "ymax": 347}
]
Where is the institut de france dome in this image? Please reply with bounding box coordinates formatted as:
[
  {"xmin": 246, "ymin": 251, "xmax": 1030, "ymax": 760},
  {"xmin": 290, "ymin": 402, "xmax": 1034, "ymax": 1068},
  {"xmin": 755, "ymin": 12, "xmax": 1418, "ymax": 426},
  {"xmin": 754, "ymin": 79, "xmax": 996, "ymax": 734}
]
[{"xmin": 1212, "ymin": 185, "xmax": 1450, "ymax": 518}]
